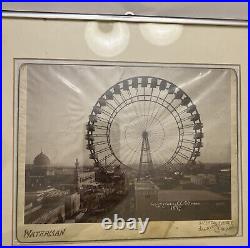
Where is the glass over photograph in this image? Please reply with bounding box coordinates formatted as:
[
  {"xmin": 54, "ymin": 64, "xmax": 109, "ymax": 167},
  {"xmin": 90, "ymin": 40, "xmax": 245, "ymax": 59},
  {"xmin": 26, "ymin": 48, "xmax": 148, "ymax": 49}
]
[{"xmin": 21, "ymin": 62, "xmax": 236, "ymax": 224}]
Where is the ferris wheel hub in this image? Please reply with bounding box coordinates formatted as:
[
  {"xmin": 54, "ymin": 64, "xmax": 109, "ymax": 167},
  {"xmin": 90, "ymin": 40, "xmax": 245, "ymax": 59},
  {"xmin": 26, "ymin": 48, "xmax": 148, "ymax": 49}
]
[{"xmin": 142, "ymin": 130, "xmax": 149, "ymax": 139}]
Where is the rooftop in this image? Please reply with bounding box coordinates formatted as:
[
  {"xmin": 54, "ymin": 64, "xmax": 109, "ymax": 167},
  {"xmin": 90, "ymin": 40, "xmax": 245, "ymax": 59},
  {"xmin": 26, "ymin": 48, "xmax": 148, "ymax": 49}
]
[
  {"xmin": 158, "ymin": 190, "xmax": 228, "ymax": 202},
  {"xmin": 135, "ymin": 180, "xmax": 159, "ymax": 190}
]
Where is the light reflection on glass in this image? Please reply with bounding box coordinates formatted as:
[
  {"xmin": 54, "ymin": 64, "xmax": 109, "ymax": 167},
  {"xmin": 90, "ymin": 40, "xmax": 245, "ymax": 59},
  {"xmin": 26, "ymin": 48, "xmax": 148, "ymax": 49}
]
[
  {"xmin": 139, "ymin": 23, "xmax": 183, "ymax": 46},
  {"xmin": 85, "ymin": 22, "xmax": 130, "ymax": 57}
]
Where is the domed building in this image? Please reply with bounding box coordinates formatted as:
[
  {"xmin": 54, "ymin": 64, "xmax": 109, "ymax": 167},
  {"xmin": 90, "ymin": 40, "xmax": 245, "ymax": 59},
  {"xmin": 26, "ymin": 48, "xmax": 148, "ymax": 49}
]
[
  {"xmin": 26, "ymin": 151, "xmax": 52, "ymax": 191},
  {"xmin": 33, "ymin": 151, "xmax": 50, "ymax": 167},
  {"xmin": 31, "ymin": 151, "xmax": 51, "ymax": 177}
]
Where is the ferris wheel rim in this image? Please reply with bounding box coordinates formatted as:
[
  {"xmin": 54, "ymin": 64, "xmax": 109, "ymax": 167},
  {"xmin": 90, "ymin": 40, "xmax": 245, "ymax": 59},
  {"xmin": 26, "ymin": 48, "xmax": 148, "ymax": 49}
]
[{"xmin": 86, "ymin": 76, "xmax": 203, "ymax": 169}]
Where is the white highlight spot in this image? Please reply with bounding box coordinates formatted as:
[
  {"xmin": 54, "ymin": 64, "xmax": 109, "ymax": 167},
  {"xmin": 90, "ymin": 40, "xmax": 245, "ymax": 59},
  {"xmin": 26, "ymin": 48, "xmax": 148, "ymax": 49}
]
[
  {"xmin": 139, "ymin": 23, "xmax": 183, "ymax": 46},
  {"xmin": 85, "ymin": 22, "xmax": 130, "ymax": 57}
]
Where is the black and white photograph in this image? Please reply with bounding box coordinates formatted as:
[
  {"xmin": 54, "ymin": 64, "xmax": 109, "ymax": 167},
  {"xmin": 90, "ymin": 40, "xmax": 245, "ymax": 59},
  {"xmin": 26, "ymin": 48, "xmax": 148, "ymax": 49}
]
[{"xmin": 22, "ymin": 62, "xmax": 236, "ymax": 225}]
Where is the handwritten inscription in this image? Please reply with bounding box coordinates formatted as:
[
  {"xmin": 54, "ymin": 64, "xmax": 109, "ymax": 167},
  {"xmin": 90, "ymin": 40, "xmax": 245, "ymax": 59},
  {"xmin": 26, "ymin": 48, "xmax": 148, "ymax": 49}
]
[
  {"xmin": 151, "ymin": 201, "xmax": 200, "ymax": 211},
  {"xmin": 198, "ymin": 221, "xmax": 234, "ymax": 233},
  {"xmin": 24, "ymin": 228, "xmax": 66, "ymax": 238}
]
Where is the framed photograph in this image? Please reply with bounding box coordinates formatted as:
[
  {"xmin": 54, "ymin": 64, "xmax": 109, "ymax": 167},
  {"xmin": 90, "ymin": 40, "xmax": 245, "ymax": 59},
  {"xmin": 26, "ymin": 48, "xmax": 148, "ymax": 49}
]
[
  {"xmin": 2, "ymin": 4, "xmax": 247, "ymax": 246},
  {"xmin": 15, "ymin": 60, "xmax": 240, "ymax": 242}
]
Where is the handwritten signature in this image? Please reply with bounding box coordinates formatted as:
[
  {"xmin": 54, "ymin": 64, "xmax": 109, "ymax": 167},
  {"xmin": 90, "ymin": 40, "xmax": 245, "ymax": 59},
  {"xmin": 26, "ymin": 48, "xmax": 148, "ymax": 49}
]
[{"xmin": 198, "ymin": 221, "xmax": 234, "ymax": 233}]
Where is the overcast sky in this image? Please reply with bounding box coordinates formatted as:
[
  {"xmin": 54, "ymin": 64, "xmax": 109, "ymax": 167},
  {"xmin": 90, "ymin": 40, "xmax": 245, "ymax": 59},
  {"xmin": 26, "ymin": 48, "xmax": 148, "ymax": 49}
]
[{"xmin": 24, "ymin": 63, "xmax": 235, "ymax": 166}]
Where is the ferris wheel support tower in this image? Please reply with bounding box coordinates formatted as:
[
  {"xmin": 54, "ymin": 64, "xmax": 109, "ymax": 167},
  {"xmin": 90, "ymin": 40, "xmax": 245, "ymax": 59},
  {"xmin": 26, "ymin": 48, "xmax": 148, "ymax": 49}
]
[{"xmin": 138, "ymin": 131, "xmax": 154, "ymax": 180}]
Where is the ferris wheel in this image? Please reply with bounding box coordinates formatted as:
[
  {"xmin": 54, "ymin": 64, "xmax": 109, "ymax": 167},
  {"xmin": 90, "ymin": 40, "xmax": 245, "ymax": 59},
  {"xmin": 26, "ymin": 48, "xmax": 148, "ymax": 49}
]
[{"xmin": 85, "ymin": 76, "xmax": 203, "ymax": 176}]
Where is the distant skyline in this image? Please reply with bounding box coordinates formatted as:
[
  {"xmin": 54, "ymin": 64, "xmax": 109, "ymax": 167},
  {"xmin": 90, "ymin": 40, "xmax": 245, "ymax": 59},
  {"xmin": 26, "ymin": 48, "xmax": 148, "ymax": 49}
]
[{"xmin": 24, "ymin": 63, "xmax": 235, "ymax": 167}]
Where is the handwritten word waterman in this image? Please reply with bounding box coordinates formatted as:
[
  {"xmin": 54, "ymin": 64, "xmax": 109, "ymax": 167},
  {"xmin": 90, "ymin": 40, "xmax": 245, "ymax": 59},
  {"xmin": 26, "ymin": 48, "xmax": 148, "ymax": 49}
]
[{"xmin": 24, "ymin": 229, "xmax": 66, "ymax": 238}]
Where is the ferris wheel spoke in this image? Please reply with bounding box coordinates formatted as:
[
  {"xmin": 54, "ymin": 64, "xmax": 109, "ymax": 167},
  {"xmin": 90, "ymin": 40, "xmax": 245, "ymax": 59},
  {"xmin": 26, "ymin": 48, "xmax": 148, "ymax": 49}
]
[
  {"xmin": 148, "ymin": 92, "xmax": 170, "ymax": 127},
  {"xmin": 147, "ymin": 95, "xmax": 172, "ymax": 129},
  {"xmin": 140, "ymin": 101, "xmax": 147, "ymax": 131},
  {"xmin": 124, "ymin": 131, "xmax": 142, "ymax": 149},
  {"xmin": 151, "ymin": 113, "xmax": 166, "ymax": 128},
  {"xmin": 145, "ymin": 88, "xmax": 154, "ymax": 128},
  {"xmin": 126, "ymin": 122, "xmax": 143, "ymax": 136},
  {"xmin": 146, "ymin": 99, "xmax": 173, "ymax": 127},
  {"xmin": 149, "ymin": 134, "xmax": 165, "ymax": 145},
  {"xmin": 124, "ymin": 135, "xmax": 141, "ymax": 147},
  {"xmin": 146, "ymin": 91, "xmax": 161, "ymax": 128},
  {"xmin": 147, "ymin": 106, "xmax": 164, "ymax": 129},
  {"xmin": 121, "ymin": 142, "xmax": 140, "ymax": 166},
  {"xmin": 149, "ymin": 126, "xmax": 166, "ymax": 139},
  {"xmin": 156, "ymin": 107, "xmax": 181, "ymax": 132},
  {"xmin": 125, "ymin": 142, "xmax": 142, "ymax": 167},
  {"xmin": 143, "ymin": 88, "xmax": 147, "ymax": 130},
  {"xmin": 136, "ymin": 102, "xmax": 148, "ymax": 131},
  {"xmin": 148, "ymin": 93, "xmax": 160, "ymax": 119},
  {"xmin": 127, "ymin": 88, "xmax": 144, "ymax": 125}
]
